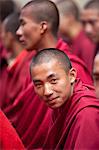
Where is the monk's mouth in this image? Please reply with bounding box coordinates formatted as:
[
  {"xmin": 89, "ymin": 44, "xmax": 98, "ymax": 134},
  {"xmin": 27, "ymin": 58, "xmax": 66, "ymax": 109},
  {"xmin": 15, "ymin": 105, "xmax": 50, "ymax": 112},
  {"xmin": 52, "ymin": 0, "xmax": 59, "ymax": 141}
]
[{"xmin": 47, "ymin": 96, "xmax": 59, "ymax": 103}]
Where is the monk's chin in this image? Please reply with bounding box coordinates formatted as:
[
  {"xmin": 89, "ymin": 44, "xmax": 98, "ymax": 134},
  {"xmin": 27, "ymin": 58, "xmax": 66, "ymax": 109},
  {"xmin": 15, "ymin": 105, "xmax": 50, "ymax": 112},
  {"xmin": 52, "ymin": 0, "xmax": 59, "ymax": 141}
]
[{"xmin": 47, "ymin": 103, "xmax": 63, "ymax": 109}]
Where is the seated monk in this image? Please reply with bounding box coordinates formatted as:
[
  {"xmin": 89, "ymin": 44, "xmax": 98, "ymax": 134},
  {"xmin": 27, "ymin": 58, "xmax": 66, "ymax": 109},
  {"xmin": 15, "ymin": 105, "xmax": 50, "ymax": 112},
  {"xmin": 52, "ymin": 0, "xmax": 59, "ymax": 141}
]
[
  {"xmin": 56, "ymin": 0, "xmax": 96, "ymax": 74},
  {"xmin": 0, "ymin": 12, "xmax": 35, "ymax": 108},
  {"xmin": 30, "ymin": 48, "xmax": 99, "ymax": 149}
]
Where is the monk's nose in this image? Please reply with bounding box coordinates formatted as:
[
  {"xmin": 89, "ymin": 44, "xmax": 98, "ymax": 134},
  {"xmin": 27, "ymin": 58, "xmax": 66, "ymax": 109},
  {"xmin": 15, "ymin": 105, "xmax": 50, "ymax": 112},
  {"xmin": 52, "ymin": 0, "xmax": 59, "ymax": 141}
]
[
  {"xmin": 16, "ymin": 26, "xmax": 22, "ymax": 36},
  {"xmin": 44, "ymin": 83, "xmax": 53, "ymax": 97},
  {"xmin": 84, "ymin": 23, "xmax": 93, "ymax": 35}
]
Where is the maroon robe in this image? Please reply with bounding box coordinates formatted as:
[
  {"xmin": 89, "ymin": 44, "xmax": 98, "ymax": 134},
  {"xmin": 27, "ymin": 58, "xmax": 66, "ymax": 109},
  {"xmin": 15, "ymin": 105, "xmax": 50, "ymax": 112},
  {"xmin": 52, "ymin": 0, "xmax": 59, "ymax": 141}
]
[
  {"xmin": 0, "ymin": 50, "xmax": 35, "ymax": 109},
  {"xmin": 0, "ymin": 109, "xmax": 24, "ymax": 150},
  {"xmin": 43, "ymin": 79, "xmax": 99, "ymax": 149},
  {"xmin": 71, "ymin": 30, "xmax": 96, "ymax": 73}
]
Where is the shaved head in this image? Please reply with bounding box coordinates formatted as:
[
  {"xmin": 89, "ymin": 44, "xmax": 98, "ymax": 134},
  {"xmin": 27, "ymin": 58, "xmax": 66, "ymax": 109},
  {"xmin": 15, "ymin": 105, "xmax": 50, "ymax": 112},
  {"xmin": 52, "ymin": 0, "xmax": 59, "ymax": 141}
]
[
  {"xmin": 3, "ymin": 12, "xmax": 20, "ymax": 41},
  {"xmin": 22, "ymin": 0, "xmax": 59, "ymax": 37},
  {"xmin": 84, "ymin": 0, "xmax": 99, "ymax": 12},
  {"xmin": 30, "ymin": 48, "xmax": 72, "ymax": 74},
  {"xmin": 0, "ymin": 0, "xmax": 19, "ymax": 22},
  {"xmin": 81, "ymin": 0, "xmax": 99, "ymax": 43},
  {"xmin": 56, "ymin": 0, "xmax": 80, "ymax": 21}
]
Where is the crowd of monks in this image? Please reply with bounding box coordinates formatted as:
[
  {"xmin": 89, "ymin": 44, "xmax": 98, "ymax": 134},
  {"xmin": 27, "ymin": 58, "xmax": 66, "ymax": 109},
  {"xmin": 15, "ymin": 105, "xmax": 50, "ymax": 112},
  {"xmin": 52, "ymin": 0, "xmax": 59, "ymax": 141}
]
[{"xmin": 0, "ymin": 0, "xmax": 99, "ymax": 149}]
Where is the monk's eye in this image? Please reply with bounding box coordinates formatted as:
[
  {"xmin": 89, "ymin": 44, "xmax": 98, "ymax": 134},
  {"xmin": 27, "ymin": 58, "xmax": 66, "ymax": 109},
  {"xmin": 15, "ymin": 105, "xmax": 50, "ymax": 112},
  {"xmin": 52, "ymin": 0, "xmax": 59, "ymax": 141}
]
[
  {"xmin": 50, "ymin": 79, "xmax": 57, "ymax": 84},
  {"xmin": 20, "ymin": 20, "xmax": 26, "ymax": 26},
  {"xmin": 34, "ymin": 83, "xmax": 43, "ymax": 89},
  {"xmin": 89, "ymin": 20, "xmax": 97, "ymax": 26}
]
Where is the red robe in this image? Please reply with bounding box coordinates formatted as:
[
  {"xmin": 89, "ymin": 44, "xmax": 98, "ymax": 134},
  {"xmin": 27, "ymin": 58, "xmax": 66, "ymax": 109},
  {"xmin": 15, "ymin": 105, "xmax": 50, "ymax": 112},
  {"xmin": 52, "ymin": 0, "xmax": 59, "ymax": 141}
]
[
  {"xmin": 0, "ymin": 40, "xmax": 9, "ymax": 108},
  {"xmin": 2, "ymin": 39, "xmax": 94, "ymax": 149},
  {"xmin": 0, "ymin": 50, "xmax": 35, "ymax": 109},
  {"xmin": 71, "ymin": 30, "xmax": 96, "ymax": 73},
  {"xmin": 43, "ymin": 79, "xmax": 99, "ymax": 149},
  {"xmin": 0, "ymin": 109, "xmax": 24, "ymax": 150}
]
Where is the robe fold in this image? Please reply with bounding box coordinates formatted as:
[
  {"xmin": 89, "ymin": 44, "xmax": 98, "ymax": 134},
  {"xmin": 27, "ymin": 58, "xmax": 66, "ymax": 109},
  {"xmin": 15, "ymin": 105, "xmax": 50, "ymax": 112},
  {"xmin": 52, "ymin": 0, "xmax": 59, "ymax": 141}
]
[
  {"xmin": 0, "ymin": 50, "xmax": 35, "ymax": 109},
  {"xmin": 0, "ymin": 109, "xmax": 24, "ymax": 150},
  {"xmin": 1, "ymin": 38, "xmax": 94, "ymax": 149},
  {"xmin": 43, "ymin": 79, "xmax": 99, "ymax": 149}
]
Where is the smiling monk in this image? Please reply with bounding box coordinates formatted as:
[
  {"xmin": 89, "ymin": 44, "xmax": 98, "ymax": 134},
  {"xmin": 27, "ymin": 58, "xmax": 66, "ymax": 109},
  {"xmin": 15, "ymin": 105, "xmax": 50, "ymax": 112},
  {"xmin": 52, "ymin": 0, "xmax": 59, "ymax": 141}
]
[{"xmin": 30, "ymin": 48, "xmax": 99, "ymax": 149}]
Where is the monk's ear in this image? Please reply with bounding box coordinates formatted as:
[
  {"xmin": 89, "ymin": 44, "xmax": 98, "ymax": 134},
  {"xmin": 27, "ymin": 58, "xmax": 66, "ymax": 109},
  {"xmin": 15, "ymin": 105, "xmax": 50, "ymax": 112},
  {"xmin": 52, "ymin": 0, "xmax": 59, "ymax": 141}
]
[
  {"xmin": 69, "ymin": 68, "xmax": 77, "ymax": 84},
  {"xmin": 40, "ymin": 21, "xmax": 48, "ymax": 34}
]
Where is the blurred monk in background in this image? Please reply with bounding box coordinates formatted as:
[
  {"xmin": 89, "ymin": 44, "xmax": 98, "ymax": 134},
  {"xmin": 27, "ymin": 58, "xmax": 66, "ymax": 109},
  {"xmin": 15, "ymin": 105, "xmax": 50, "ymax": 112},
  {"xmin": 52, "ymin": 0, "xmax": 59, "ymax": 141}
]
[
  {"xmin": 54, "ymin": 0, "xmax": 95, "ymax": 74},
  {"xmin": 81, "ymin": 0, "xmax": 99, "ymax": 98}
]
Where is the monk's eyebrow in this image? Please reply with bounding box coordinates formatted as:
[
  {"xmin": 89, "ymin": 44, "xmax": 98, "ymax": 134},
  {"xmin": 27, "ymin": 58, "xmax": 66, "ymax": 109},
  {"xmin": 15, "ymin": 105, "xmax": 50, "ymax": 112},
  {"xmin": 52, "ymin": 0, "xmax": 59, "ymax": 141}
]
[
  {"xmin": 33, "ymin": 79, "xmax": 41, "ymax": 83},
  {"xmin": 32, "ymin": 73, "xmax": 58, "ymax": 82},
  {"xmin": 47, "ymin": 74, "xmax": 57, "ymax": 79}
]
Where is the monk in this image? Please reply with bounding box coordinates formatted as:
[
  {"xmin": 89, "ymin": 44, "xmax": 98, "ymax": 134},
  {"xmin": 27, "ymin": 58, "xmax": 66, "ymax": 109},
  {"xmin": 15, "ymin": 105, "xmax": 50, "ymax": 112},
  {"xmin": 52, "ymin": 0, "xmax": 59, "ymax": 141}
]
[
  {"xmin": 81, "ymin": 0, "xmax": 99, "ymax": 46},
  {"xmin": 0, "ymin": 12, "xmax": 35, "ymax": 109},
  {"xmin": 81, "ymin": 0, "xmax": 99, "ymax": 98},
  {"xmin": 0, "ymin": 109, "xmax": 25, "ymax": 150},
  {"xmin": 0, "ymin": 0, "xmax": 19, "ymax": 104},
  {"xmin": 0, "ymin": 0, "xmax": 19, "ymax": 68},
  {"xmin": 2, "ymin": 0, "xmax": 94, "ymax": 149},
  {"xmin": 30, "ymin": 48, "xmax": 99, "ymax": 149},
  {"xmin": 54, "ymin": 0, "xmax": 95, "ymax": 74}
]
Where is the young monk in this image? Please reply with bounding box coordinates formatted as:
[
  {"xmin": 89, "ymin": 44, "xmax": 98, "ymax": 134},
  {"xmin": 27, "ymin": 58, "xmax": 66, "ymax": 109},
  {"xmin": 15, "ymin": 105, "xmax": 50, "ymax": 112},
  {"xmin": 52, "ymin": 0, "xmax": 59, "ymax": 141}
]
[
  {"xmin": 81, "ymin": 0, "xmax": 99, "ymax": 46},
  {"xmin": 80, "ymin": 0, "xmax": 99, "ymax": 99},
  {"xmin": 54, "ymin": 0, "xmax": 95, "ymax": 74},
  {"xmin": 30, "ymin": 48, "xmax": 99, "ymax": 149},
  {"xmin": 0, "ymin": 12, "xmax": 35, "ymax": 108}
]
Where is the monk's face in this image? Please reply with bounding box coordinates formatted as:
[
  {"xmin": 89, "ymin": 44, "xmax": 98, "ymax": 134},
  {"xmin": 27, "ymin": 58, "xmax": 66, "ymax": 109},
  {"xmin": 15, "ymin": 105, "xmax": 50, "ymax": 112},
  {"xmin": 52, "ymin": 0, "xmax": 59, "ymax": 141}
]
[
  {"xmin": 81, "ymin": 9, "xmax": 99, "ymax": 43},
  {"xmin": 31, "ymin": 59, "xmax": 76, "ymax": 109},
  {"xmin": 93, "ymin": 53, "xmax": 99, "ymax": 99},
  {"xmin": 16, "ymin": 6, "xmax": 43, "ymax": 51}
]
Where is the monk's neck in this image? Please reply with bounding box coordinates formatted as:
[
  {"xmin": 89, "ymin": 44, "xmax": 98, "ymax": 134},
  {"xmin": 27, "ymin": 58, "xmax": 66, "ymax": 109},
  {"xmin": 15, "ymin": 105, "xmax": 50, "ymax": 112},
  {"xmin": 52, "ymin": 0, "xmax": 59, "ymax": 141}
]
[{"xmin": 37, "ymin": 34, "xmax": 58, "ymax": 52}]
